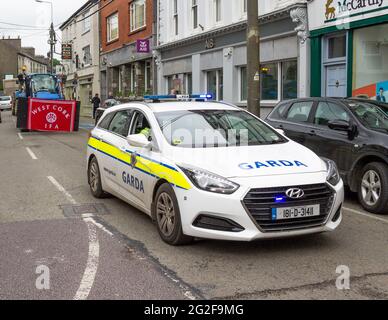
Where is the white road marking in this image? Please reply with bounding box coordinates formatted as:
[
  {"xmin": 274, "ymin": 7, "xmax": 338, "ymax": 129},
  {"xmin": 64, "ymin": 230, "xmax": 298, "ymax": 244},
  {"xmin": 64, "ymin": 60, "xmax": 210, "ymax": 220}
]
[
  {"xmin": 343, "ymin": 206, "xmax": 388, "ymax": 224},
  {"xmin": 46, "ymin": 177, "xmax": 100, "ymax": 300},
  {"xmin": 18, "ymin": 133, "xmax": 23, "ymax": 140},
  {"xmin": 74, "ymin": 217, "xmax": 100, "ymax": 300},
  {"xmin": 26, "ymin": 147, "xmax": 37, "ymax": 160},
  {"xmin": 82, "ymin": 214, "xmax": 113, "ymax": 236},
  {"xmin": 47, "ymin": 176, "xmax": 77, "ymax": 205}
]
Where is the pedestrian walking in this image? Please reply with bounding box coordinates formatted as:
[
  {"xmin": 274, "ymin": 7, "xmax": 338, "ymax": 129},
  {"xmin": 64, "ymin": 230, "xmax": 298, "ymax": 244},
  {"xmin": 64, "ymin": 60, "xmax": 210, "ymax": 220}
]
[{"xmin": 91, "ymin": 93, "xmax": 101, "ymax": 119}]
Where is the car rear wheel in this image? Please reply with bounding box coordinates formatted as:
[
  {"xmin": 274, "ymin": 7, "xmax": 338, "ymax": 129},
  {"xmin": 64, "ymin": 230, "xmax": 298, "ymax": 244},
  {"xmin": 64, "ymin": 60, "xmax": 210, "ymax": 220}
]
[
  {"xmin": 154, "ymin": 183, "xmax": 193, "ymax": 246},
  {"xmin": 88, "ymin": 157, "xmax": 105, "ymax": 199},
  {"xmin": 358, "ymin": 162, "xmax": 388, "ymax": 214}
]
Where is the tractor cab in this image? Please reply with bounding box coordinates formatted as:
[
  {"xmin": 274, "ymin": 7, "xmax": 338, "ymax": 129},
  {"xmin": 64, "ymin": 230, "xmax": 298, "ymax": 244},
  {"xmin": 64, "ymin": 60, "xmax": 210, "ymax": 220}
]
[{"xmin": 21, "ymin": 73, "xmax": 64, "ymax": 100}]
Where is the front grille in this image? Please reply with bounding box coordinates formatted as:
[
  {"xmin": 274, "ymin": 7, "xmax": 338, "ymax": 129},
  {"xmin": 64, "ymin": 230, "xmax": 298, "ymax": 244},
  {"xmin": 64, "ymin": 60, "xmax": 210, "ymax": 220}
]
[{"xmin": 242, "ymin": 184, "xmax": 335, "ymax": 232}]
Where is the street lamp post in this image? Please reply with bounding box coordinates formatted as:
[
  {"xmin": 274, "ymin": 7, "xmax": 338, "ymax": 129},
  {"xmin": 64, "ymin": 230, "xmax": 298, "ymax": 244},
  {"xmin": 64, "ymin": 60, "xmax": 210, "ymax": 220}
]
[{"xmin": 35, "ymin": 0, "xmax": 56, "ymax": 73}]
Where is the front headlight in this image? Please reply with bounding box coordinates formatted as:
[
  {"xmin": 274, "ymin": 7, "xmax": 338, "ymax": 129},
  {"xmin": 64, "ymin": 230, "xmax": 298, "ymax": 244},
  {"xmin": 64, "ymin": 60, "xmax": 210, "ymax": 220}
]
[
  {"xmin": 178, "ymin": 165, "xmax": 240, "ymax": 195},
  {"xmin": 321, "ymin": 158, "xmax": 340, "ymax": 186}
]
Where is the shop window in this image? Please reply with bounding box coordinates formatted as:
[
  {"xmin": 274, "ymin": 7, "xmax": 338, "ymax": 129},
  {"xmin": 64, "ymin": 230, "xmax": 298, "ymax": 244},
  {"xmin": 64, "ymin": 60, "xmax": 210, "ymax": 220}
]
[
  {"xmin": 240, "ymin": 66, "xmax": 247, "ymax": 101},
  {"xmin": 353, "ymin": 24, "xmax": 388, "ymax": 99},
  {"xmin": 107, "ymin": 13, "xmax": 119, "ymax": 42},
  {"xmin": 261, "ymin": 63, "xmax": 278, "ymax": 101},
  {"xmin": 207, "ymin": 69, "xmax": 223, "ymax": 100},
  {"xmin": 282, "ymin": 60, "xmax": 297, "ymax": 99},
  {"xmin": 130, "ymin": 0, "xmax": 146, "ymax": 32}
]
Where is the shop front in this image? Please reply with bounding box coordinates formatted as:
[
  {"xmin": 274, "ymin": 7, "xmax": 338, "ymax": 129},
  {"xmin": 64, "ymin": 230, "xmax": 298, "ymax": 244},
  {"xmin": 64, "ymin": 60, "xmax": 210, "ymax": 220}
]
[
  {"xmin": 156, "ymin": 3, "xmax": 309, "ymax": 118},
  {"xmin": 100, "ymin": 39, "xmax": 154, "ymax": 102},
  {"xmin": 309, "ymin": 0, "xmax": 388, "ymax": 100}
]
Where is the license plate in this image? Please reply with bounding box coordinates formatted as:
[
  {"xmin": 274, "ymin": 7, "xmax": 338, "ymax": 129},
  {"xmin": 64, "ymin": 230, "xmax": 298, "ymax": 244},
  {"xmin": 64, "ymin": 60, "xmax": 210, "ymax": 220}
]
[{"xmin": 272, "ymin": 205, "xmax": 320, "ymax": 221}]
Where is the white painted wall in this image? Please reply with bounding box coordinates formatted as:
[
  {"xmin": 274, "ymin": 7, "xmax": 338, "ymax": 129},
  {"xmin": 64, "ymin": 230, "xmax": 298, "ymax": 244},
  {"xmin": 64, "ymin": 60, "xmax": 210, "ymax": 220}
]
[{"xmin": 158, "ymin": 0, "xmax": 306, "ymax": 45}]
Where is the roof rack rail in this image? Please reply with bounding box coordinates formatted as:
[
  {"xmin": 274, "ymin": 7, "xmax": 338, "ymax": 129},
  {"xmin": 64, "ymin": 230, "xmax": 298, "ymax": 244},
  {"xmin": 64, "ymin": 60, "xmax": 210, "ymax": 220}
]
[{"xmin": 143, "ymin": 94, "xmax": 213, "ymax": 102}]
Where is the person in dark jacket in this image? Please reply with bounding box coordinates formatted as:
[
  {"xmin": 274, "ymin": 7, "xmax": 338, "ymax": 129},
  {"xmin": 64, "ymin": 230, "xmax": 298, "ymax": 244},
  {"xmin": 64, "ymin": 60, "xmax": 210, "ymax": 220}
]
[{"xmin": 91, "ymin": 94, "xmax": 101, "ymax": 119}]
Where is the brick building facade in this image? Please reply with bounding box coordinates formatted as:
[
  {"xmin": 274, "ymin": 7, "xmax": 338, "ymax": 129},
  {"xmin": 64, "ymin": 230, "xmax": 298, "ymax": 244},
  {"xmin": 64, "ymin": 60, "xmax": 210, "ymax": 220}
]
[{"xmin": 99, "ymin": 0, "xmax": 155, "ymax": 101}]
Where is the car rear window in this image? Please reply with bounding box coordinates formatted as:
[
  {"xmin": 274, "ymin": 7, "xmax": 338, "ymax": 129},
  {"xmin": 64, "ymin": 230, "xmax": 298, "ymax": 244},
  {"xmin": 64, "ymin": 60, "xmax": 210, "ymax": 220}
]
[{"xmin": 0, "ymin": 96, "xmax": 11, "ymax": 101}]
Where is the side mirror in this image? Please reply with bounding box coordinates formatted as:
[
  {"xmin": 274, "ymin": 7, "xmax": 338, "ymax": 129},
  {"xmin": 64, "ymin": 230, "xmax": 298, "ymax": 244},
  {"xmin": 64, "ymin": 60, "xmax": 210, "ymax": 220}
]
[
  {"xmin": 328, "ymin": 119, "xmax": 352, "ymax": 132},
  {"xmin": 127, "ymin": 134, "xmax": 151, "ymax": 148},
  {"xmin": 275, "ymin": 128, "xmax": 285, "ymax": 136}
]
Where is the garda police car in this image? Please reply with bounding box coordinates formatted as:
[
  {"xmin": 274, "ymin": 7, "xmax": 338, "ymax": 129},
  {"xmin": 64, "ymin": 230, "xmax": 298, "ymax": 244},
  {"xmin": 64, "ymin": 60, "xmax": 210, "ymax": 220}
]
[{"xmin": 87, "ymin": 95, "xmax": 344, "ymax": 245}]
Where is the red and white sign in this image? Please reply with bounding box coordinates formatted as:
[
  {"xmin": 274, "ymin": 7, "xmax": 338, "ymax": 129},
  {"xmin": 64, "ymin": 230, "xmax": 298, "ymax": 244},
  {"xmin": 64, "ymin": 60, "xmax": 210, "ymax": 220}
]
[{"xmin": 28, "ymin": 98, "xmax": 76, "ymax": 132}]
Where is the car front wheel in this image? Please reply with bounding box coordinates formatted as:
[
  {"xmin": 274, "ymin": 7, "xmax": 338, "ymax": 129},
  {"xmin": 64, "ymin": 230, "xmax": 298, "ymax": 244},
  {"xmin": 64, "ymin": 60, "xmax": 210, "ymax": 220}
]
[
  {"xmin": 153, "ymin": 183, "xmax": 193, "ymax": 246},
  {"xmin": 358, "ymin": 162, "xmax": 388, "ymax": 214}
]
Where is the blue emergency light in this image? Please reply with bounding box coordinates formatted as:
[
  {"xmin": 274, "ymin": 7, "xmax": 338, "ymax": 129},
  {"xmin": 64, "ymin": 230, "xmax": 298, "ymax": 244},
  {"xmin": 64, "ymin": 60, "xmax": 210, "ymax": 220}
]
[{"xmin": 144, "ymin": 94, "xmax": 213, "ymax": 102}]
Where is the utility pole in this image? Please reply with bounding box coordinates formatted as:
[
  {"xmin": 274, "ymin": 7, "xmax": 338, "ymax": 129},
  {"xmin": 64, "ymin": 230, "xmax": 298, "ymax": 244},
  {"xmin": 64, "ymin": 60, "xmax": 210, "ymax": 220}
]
[
  {"xmin": 247, "ymin": 0, "xmax": 260, "ymax": 117},
  {"xmin": 49, "ymin": 22, "xmax": 57, "ymax": 73}
]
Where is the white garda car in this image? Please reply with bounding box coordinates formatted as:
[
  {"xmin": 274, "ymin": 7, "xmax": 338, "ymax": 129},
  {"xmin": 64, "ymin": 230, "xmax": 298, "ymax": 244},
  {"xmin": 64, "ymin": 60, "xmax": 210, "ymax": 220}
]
[{"xmin": 87, "ymin": 95, "xmax": 344, "ymax": 246}]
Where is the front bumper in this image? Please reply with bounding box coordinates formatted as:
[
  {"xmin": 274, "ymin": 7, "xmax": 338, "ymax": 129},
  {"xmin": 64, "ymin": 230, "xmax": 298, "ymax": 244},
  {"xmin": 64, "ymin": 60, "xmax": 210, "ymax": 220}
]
[
  {"xmin": 175, "ymin": 172, "xmax": 344, "ymax": 241},
  {"xmin": 0, "ymin": 104, "xmax": 12, "ymax": 110}
]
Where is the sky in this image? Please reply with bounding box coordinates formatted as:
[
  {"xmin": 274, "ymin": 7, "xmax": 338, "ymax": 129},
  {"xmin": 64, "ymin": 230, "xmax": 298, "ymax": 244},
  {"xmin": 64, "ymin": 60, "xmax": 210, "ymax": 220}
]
[{"xmin": 0, "ymin": 0, "xmax": 89, "ymax": 56}]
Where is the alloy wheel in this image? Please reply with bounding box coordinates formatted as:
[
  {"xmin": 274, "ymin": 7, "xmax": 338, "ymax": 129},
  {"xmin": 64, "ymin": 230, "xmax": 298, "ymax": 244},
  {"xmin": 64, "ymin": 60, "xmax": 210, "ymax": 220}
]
[
  {"xmin": 361, "ymin": 170, "xmax": 382, "ymax": 206},
  {"xmin": 156, "ymin": 192, "xmax": 175, "ymax": 237},
  {"xmin": 89, "ymin": 162, "xmax": 99, "ymax": 193}
]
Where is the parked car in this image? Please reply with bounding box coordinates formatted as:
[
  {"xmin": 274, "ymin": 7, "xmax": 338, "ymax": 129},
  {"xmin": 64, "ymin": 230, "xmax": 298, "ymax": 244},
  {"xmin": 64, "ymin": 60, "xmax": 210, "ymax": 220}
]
[
  {"xmin": 95, "ymin": 99, "xmax": 120, "ymax": 124},
  {"xmin": 0, "ymin": 96, "xmax": 12, "ymax": 111},
  {"xmin": 266, "ymin": 97, "xmax": 388, "ymax": 214}
]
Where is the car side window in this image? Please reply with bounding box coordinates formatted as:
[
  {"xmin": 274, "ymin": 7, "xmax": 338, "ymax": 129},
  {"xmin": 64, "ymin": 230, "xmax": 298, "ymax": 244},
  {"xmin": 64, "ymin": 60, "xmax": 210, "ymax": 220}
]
[
  {"xmin": 269, "ymin": 103, "xmax": 289, "ymax": 119},
  {"xmin": 130, "ymin": 111, "xmax": 151, "ymax": 135},
  {"xmin": 314, "ymin": 102, "xmax": 349, "ymax": 126},
  {"xmin": 108, "ymin": 110, "xmax": 132, "ymax": 137},
  {"xmin": 286, "ymin": 101, "xmax": 314, "ymax": 123},
  {"xmin": 98, "ymin": 112, "xmax": 115, "ymax": 130}
]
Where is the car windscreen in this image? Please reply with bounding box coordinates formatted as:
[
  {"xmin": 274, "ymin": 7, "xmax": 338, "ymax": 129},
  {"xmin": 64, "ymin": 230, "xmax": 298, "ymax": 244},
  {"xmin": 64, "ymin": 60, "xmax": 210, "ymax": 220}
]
[
  {"xmin": 0, "ymin": 96, "xmax": 11, "ymax": 101},
  {"xmin": 349, "ymin": 102, "xmax": 388, "ymax": 132},
  {"xmin": 155, "ymin": 109, "xmax": 287, "ymax": 148}
]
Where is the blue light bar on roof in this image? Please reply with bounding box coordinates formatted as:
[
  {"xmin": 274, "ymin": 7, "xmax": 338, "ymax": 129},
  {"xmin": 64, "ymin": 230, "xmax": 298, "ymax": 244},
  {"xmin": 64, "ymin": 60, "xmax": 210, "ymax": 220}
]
[{"xmin": 144, "ymin": 94, "xmax": 213, "ymax": 101}]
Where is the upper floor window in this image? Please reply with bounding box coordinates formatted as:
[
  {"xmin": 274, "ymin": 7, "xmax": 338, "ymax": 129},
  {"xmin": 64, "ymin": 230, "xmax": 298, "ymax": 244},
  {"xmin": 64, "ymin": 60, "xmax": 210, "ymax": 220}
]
[
  {"xmin": 173, "ymin": 0, "xmax": 178, "ymax": 35},
  {"xmin": 192, "ymin": 0, "xmax": 198, "ymax": 30},
  {"xmin": 214, "ymin": 0, "xmax": 222, "ymax": 23},
  {"xmin": 107, "ymin": 12, "xmax": 119, "ymax": 43},
  {"xmin": 82, "ymin": 10, "xmax": 91, "ymax": 33},
  {"xmin": 130, "ymin": 0, "xmax": 146, "ymax": 32},
  {"xmin": 82, "ymin": 45, "xmax": 91, "ymax": 66}
]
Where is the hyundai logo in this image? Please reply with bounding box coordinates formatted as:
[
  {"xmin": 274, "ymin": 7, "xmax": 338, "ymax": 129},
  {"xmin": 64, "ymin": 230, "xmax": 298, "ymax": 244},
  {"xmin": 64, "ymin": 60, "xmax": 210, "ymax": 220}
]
[{"xmin": 286, "ymin": 188, "xmax": 305, "ymax": 199}]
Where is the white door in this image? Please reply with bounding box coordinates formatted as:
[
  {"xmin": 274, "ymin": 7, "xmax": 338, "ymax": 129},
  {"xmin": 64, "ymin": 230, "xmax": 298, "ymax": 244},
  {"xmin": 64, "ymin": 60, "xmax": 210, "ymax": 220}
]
[{"xmin": 325, "ymin": 64, "xmax": 347, "ymax": 97}]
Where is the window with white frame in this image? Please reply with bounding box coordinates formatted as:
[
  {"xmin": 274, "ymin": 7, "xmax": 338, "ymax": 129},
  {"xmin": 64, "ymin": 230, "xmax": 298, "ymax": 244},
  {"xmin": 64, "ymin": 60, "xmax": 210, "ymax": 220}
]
[
  {"xmin": 192, "ymin": 0, "xmax": 198, "ymax": 30},
  {"xmin": 130, "ymin": 0, "xmax": 146, "ymax": 32},
  {"xmin": 107, "ymin": 13, "xmax": 119, "ymax": 42},
  {"xmin": 173, "ymin": 0, "xmax": 178, "ymax": 36},
  {"xmin": 239, "ymin": 60, "xmax": 298, "ymax": 102},
  {"xmin": 214, "ymin": 0, "xmax": 222, "ymax": 23},
  {"xmin": 82, "ymin": 45, "xmax": 91, "ymax": 66},
  {"xmin": 82, "ymin": 10, "xmax": 91, "ymax": 33}
]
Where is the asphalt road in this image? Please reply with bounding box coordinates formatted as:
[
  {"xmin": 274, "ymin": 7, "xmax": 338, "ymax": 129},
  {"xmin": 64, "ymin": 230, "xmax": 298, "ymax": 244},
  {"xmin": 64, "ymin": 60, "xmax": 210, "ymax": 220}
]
[{"xmin": 0, "ymin": 110, "xmax": 387, "ymax": 300}]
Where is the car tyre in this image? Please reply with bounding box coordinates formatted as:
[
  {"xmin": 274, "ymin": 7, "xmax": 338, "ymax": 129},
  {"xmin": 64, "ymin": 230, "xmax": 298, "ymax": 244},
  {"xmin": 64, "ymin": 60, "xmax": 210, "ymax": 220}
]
[
  {"xmin": 358, "ymin": 162, "xmax": 388, "ymax": 215},
  {"xmin": 154, "ymin": 183, "xmax": 193, "ymax": 246},
  {"xmin": 88, "ymin": 157, "xmax": 106, "ymax": 199}
]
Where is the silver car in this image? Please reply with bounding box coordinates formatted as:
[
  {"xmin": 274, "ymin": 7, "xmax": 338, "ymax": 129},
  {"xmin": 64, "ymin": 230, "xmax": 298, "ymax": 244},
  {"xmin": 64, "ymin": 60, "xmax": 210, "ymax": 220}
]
[{"xmin": 0, "ymin": 96, "xmax": 12, "ymax": 111}]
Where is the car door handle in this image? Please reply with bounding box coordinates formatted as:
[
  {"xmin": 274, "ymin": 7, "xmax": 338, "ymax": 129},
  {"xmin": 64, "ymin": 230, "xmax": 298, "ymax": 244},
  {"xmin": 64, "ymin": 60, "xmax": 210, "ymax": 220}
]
[{"xmin": 309, "ymin": 130, "xmax": 316, "ymax": 136}]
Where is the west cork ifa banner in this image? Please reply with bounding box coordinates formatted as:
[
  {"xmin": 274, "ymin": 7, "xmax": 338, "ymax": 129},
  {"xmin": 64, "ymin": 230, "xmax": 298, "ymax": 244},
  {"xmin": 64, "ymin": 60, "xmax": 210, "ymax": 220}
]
[{"xmin": 27, "ymin": 98, "xmax": 77, "ymax": 132}]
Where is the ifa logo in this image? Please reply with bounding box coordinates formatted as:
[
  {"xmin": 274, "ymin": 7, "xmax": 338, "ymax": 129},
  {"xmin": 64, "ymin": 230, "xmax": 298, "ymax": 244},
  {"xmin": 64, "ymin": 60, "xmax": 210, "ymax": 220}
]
[{"xmin": 46, "ymin": 112, "xmax": 57, "ymax": 124}]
